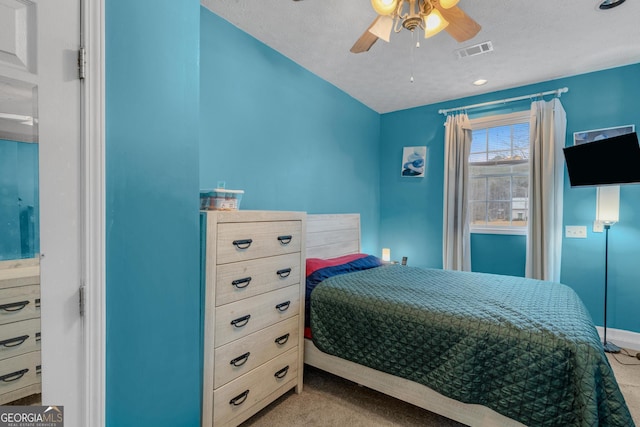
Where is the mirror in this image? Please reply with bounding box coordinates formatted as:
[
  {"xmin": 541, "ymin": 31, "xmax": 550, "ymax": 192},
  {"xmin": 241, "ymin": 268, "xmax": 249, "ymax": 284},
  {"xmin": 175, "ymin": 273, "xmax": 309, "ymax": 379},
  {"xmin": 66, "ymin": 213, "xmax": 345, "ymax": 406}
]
[{"xmin": 0, "ymin": 75, "xmax": 41, "ymax": 405}]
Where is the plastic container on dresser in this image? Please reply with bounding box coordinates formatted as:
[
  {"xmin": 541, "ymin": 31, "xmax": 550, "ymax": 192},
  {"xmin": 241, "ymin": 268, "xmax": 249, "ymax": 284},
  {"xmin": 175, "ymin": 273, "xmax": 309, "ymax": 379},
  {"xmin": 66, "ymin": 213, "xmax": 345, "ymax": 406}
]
[{"xmin": 201, "ymin": 210, "xmax": 306, "ymax": 427}]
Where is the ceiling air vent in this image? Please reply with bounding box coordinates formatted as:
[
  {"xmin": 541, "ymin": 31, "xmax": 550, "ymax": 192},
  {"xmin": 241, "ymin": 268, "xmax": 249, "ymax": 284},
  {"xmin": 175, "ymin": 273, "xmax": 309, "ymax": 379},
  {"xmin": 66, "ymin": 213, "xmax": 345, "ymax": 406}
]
[{"xmin": 455, "ymin": 41, "xmax": 493, "ymax": 59}]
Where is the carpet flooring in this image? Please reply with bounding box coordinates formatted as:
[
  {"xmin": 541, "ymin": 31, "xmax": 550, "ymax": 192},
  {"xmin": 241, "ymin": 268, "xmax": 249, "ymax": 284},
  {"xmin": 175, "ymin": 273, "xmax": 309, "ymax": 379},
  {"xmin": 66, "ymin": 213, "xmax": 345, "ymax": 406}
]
[{"xmin": 241, "ymin": 351, "xmax": 640, "ymax": 426}]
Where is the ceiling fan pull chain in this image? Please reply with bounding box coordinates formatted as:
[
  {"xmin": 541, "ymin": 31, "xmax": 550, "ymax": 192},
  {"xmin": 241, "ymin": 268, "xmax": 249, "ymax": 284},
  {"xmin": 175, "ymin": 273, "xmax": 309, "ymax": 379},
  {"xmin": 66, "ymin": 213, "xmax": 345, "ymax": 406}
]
[{"xmin": 410, "ymin": 30, "xmax": 418, "ymax": 83}]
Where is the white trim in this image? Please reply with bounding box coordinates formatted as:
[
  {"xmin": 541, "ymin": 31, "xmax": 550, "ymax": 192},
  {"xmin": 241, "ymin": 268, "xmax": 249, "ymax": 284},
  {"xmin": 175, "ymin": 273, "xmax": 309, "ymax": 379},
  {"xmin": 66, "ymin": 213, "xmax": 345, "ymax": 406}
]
[
  {"xmin": 82, "ymin": 0, "xmax": 105, "ymax": 425},
  {"xmin": 596, "ymin": 327, "xmax": 640, "ymax": 352},
  {"xmin": 468, "ymin": 111, "xmax": 531, "ymax": 237},
  {"xmin": 470, "ymin": 227, "xmax": 527, "ymax": 236}
]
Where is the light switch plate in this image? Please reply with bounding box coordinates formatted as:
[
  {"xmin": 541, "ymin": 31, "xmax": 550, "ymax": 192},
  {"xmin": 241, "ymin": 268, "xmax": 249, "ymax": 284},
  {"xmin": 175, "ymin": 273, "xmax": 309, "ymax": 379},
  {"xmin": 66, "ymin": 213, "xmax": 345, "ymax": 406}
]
[
  {"xmin": 593, "ymin": 221, "xmax": 604, "ymax": 233},
  {"xmin": 565, "ymin": 225, "xmax": 587, "ymax": 238}
]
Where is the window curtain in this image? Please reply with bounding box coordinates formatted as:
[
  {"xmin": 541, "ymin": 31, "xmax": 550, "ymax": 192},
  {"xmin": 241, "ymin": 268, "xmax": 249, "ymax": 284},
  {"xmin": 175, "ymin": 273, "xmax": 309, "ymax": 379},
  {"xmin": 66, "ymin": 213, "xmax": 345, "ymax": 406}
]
[
  {"xmin": 443, "ymin": 113, "xmax": 472, "ymax": 271},
  {"xmin": 526, "ymin": 98, "xmax": 566, "ymax": 281}
]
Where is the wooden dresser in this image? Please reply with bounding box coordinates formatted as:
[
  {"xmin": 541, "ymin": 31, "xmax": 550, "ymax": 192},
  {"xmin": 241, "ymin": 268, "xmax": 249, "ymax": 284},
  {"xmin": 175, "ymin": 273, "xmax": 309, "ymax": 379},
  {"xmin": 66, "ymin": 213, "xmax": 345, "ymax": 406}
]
[
  {"xmin": 201, "ymin": 210, "xmax": 305, "ymax": 426},
  {"xmin": 0, "ymin": 258, "xmax": 41, "ymax": 404}
]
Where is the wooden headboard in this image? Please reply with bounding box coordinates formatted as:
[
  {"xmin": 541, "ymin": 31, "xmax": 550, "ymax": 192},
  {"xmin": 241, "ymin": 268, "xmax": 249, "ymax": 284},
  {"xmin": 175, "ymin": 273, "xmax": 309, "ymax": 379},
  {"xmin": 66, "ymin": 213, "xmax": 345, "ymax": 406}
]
[{"xmin": 306, "ymin": 214, "xmax": 361, "ymax": 259}]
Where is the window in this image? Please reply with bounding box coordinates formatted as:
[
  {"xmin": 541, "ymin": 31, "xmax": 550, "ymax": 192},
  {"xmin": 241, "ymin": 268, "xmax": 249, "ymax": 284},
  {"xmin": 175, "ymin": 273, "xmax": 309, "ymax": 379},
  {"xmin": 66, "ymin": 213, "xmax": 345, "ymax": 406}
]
[{"xmin": 468, "ymin": 112, "xmax": 530, "ymax": 234}]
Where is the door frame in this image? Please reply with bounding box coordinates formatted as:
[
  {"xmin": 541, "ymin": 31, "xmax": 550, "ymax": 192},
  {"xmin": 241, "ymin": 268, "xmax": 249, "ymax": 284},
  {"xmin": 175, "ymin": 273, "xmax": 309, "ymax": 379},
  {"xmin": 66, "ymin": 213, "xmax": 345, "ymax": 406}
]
[{"xmin": 82, "ymin": 0, "xmax": 105, "ymax": 425}]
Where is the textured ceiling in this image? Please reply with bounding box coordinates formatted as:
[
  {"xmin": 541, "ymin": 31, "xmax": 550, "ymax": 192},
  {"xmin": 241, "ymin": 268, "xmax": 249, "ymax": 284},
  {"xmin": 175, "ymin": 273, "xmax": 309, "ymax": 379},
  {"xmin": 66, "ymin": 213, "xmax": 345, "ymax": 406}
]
[{"xmin": 201, "ymin": 0, "xmax": 640, "ymax": 114}]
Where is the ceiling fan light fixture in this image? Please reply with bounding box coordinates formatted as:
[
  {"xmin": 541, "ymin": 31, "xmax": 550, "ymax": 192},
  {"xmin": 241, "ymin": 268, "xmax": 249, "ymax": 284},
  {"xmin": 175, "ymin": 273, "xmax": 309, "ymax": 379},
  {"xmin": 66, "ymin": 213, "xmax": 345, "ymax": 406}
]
[
  {"xmin": 353, "ymin": 0, "xmax": 481, "ymax": 53},
  {"xmin": 371, "ymin": 0, "xmax": 398, "ymax": 16},
  {"xmin": 438, "ymin": 0, "xmax": 459, "ymax": 9},
  {"xmin": 424, "ymin": 9, "xmax": 448, "ymax": 38}
]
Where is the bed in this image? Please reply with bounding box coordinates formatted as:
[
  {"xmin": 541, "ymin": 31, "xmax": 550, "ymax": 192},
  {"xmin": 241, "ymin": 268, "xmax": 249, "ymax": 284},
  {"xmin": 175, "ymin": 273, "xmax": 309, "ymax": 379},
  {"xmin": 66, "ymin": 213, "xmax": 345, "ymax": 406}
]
[{"xmin": 303, "ymin": 214, "xmax": 634, "ymax": 427}]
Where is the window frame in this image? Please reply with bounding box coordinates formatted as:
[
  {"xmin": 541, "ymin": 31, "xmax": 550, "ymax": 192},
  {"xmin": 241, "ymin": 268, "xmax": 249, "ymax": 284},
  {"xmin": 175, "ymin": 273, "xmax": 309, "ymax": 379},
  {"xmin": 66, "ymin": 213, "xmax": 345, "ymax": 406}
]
[{"xmin": 468, "ymin": 111, "xmax": 531, "ymax": 236}]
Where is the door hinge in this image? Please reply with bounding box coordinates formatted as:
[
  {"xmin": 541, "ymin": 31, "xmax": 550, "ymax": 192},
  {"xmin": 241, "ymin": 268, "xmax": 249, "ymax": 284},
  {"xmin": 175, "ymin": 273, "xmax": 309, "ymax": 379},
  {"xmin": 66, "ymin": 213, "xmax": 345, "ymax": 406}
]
[
  {"xmin": 79, "ymin": 285, "xmax": 86, "ymax": 317},
  {"xmin": 78, "ymin": 47, "xmax": 86, "ymax": 80}
]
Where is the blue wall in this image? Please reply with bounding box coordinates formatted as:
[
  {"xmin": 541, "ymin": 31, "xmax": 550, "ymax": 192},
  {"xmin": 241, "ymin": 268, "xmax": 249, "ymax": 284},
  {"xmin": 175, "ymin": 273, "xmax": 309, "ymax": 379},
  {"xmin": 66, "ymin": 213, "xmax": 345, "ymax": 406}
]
[
  {"xmin": 0, "ymin": 139, "xmax": 39, "ymax": 260},
  {"xmin": 200, "ymin": 9, "xmax": 381, "ymax": 253},
  {"xmin": 104, "ymin": 3, "xmax": 640, "ymax": 424},
  {"xmin": 379, "ymin": 63, "xmax": 640, "ymax": 334},
  {"xmin": 470, "ymin": 234, "xmax": 526, "ymax": 276},
  {"xmin": 105, "ymin": 1, "xmax": 201, "ymax": 426}
]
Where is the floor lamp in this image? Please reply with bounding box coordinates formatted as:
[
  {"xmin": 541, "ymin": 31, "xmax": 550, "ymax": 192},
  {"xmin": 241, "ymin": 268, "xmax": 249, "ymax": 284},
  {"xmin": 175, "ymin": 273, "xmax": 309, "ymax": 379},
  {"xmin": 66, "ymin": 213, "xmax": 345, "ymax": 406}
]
[{"xmin": 596, "ymin": 186, "xmax": 621, "ymax": 353}]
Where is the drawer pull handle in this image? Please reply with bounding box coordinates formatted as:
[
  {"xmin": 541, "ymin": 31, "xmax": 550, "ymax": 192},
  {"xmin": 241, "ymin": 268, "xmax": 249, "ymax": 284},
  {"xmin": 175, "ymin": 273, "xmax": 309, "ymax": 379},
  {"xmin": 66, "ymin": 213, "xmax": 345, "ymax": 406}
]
[
  {"xmin": 274, "ymin": 333, "xmax": 290, "ymax": 346},
  {"xmin": 230, "ymin": 352, "xmax": 251, "ymax": 367},
  {"xmin": 232, "ymin": 239, "xmax": 253, "ymax": 250},
  {"xmin": 0, "ymin": 368, "xmax": 29, "ymax": 382},
  {"xmin": 0, "ymin": 300, "xmax": 30, "ymax": 312},
  {"xmin": 277, "ymin": 235, "xmax": 292, "ymax": 245},
  {"xmin": 229, "ymin": 390, "xmax": 250, "ymax": 406},
  {"xmin": 231, "ymin": 277, "xmax": 252, "ymax": 289},
  {"xmin": 275, "ymin": 301, "xmax": 291, "ymax": 312},
  {"xmin": 276, "ymin": 268, "xmax": 292, "ymax": 278},
  {"xmin": 230, "ymin": 314, "xmax": 251, "ymax": 328},
  {"xmin": 274, "ymin": 365, "xmax": 290, "ymax": 379},
  {"xmin": 0, "ymin": 335, "xmax": 29, "ymax": 348}
]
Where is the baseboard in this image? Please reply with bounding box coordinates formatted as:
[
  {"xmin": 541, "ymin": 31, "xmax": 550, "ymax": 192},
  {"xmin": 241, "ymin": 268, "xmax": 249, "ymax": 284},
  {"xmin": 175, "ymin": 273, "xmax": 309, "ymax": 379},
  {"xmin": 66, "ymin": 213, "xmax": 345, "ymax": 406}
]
[{"xmin": 596, "ymin": 327, "xmax": 640, "ymax": 351}]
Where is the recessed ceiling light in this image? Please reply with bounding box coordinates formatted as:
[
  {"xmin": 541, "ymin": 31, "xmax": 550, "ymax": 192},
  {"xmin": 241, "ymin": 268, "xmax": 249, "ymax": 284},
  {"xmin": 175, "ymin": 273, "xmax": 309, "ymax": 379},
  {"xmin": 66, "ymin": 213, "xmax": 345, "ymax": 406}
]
[{"xmin": 473, "ymin": 79, "xmax": 488, "ymax": 86}]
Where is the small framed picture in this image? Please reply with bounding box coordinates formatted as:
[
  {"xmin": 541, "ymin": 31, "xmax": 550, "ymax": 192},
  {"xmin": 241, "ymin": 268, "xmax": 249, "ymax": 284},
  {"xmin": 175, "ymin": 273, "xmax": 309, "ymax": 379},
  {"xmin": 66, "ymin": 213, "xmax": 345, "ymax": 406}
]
[
  {"xmin": 573, "ymin": 125, "xmax": 635, "ymax": 145},
  {"xmin": 401, "ymin": 146, "xmax": 427, "ymax": 177}
]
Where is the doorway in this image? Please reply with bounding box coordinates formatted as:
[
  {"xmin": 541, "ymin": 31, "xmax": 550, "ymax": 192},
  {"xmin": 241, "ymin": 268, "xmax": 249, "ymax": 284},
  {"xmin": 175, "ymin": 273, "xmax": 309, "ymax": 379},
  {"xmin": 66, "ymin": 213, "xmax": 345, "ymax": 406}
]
[{"xmin": 0, "ymin": 0, "xmax": 87, "ymax": 424}]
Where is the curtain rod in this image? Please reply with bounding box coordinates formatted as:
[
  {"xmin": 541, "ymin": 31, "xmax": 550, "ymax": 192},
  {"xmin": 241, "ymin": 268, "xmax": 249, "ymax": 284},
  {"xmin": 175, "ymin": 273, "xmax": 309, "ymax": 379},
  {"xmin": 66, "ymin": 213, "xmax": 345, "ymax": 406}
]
[{"xmin": 438, "ymin": 87, "xmax": 569, "ymax": 115}]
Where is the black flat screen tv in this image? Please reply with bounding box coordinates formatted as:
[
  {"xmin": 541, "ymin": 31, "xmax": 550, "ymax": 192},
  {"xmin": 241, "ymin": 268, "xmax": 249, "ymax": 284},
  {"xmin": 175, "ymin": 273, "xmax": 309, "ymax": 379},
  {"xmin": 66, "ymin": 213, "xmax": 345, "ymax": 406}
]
[{"xmin": 563, "ymin": 131, "xmax": 640, "ymax": 187}]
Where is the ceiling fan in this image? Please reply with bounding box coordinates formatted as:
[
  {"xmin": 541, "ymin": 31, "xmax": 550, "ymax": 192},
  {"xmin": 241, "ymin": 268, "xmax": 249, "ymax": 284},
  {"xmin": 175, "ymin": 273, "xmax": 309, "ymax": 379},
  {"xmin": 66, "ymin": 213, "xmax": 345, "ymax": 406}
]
[{"xmin": 351, "ymin": 0, "xmax": 481, "ymax": 53}]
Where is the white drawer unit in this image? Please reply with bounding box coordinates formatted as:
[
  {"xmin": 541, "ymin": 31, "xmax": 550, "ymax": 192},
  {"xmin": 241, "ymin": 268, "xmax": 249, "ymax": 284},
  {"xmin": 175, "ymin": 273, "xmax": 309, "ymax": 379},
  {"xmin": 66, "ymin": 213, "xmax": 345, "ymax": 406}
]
[
  {"xmin": 0, "ymin": 285, "xmax": 40, "ymax": 326},
  {"xmin": 214, "ymin": 316, "xmax": 299, "ymax": 388},
  {"xmin": 202, "ymin": 211, "xmax": 305, "ymax": 427},
  {"xmin": 0, "ymin": 350, "xmax": 41, "ymax": 405},
  {"xmin": 0, "ymin": 258, "xmax": 41, "ymax": 405},
  {"xmin": 215, "ymin": 253, "xmax": 301, "ymax": 306},
  {"xmin": 0, "ymin": 318, "xmax": 41, "ymax": 361}
]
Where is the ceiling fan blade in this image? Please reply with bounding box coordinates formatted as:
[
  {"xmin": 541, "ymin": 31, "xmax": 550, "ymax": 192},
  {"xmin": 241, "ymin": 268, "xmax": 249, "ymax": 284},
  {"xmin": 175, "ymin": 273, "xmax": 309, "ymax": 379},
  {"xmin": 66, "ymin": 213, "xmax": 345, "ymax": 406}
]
[
  {"xmin": 435, "ymin": 4, "xmax": 481, "ymax": 42},
  {"xmin": 368, "ymin": 15, "xmax": 394, "ymax": 42},
  {"xmin": 350, "ymin": 30, "xmax": 378, "ymax": 54},
  {"xmin": 350, "ymin": 16, "xmax": 392, "ymax": 53}
]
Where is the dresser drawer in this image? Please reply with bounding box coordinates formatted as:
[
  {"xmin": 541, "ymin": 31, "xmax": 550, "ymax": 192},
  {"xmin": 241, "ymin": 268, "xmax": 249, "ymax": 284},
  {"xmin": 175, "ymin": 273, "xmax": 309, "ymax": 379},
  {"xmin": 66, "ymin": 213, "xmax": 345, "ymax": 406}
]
[
  {"xmin": 216, "ymin": 253, "xmax": 300, "ymax": 306},
  {"xmin": 0, "ymin": 285, "xmax": 40, "ymax": 326},
  {"xmin": 216, "ymin": 221, "xmax": 301, "ymax": 265},
  {"xmin": 214, "ymin": 316, "xmax": 299, "ymax": 388},
  {"xmin": 213, "ymin": 348, "xmax": 298, "ymax": 426},
  {"xmin": 0, "ymin": 318, "xmax": 40, "ymax": 361},
  {"xmin": 215, "ymin": 285, "xmax": 299, "ymax": 348},
  {"xmin": 0, "ymin": 351, "xmax": 41, "ymax": 404}
]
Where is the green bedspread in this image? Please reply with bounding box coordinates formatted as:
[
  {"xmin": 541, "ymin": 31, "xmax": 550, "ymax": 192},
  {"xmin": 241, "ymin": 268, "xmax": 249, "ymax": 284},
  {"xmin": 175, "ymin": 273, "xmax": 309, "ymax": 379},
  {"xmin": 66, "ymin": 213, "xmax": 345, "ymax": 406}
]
[{"xmin": 310, "ymin": 265, "xmax": 634, "ymax": 426}]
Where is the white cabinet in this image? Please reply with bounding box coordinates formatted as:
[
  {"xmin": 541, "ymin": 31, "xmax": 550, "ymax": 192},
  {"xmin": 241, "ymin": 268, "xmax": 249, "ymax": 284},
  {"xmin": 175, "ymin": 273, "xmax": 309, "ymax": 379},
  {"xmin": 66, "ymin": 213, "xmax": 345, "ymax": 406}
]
[
  {"xmin": 0, "ymin": 258, "xmax": 41, "ymax": 404},
  {"xmin": 201, "ymin": 211, "xmax": 305, "ymax": 426}
]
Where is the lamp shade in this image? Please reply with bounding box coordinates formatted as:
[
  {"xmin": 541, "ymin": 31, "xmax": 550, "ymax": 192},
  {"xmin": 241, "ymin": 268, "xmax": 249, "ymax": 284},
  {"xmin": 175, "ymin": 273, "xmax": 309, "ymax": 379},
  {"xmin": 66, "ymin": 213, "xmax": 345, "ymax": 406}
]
[
  {"xmin": 371, "ymin": 0, "xmax": 398, "ymax": 15},
  {"xmin": 439, "ymin": 0, "xmax": 459, "ymax": 9},
  {"xmin": 424, "ymin": 9, "xmax": 448, "ymax": 38},
  {"xmin": 382, "ymin": 248, "xmax": 391, "ymax": 262},
  {"xmin": 596, "ymin": 185, "xmax": 620, "ymax": 224}
]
